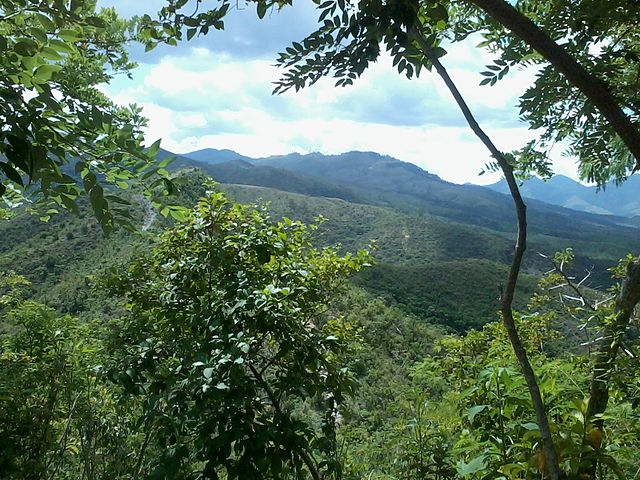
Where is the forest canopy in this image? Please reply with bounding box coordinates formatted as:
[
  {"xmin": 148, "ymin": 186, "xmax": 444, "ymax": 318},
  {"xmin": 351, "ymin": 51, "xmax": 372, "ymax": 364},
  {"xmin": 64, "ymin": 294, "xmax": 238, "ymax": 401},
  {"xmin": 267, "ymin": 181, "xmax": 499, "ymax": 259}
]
[{"xmin": 1, "ymin": 1, "xmax": 640, "ymax": 480}]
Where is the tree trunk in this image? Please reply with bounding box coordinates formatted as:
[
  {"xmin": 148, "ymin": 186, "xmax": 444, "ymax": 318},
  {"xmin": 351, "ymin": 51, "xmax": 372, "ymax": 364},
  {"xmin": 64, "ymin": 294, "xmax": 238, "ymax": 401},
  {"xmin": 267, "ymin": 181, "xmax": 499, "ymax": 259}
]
[
  {"xmin": 579, "ymin": 257, "xmax": 640, "ymax": 479},
  {"xmin": 466, "ymin": 0, "xmax": 640, "ymax": 169},
  {"xmin": 409, "ymin": 26, "xmax": 562, "ymax": 480}
]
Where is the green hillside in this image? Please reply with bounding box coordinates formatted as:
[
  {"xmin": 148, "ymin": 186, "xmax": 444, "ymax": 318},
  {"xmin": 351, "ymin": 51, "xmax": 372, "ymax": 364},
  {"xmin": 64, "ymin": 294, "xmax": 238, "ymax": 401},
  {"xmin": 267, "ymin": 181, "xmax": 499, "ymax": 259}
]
[
  {"xmin": 178, "ymin": 150, "xmax": 639, "ymax": 281},
  {"xmin": 2, "ymin": 168, "xmax": 639, "ymax": 480},
  {"xmin": 2, "ymin": 167, "xmax": 632, "ymax": 334}
]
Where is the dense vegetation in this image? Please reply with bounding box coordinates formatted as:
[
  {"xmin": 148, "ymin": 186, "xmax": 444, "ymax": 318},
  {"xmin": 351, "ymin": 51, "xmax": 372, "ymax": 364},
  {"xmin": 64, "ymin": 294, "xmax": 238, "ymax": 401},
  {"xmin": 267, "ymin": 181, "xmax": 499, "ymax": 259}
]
[
  {"xmin": 2, "ymin": 0, "xmax": 640, "ymax": 479},
  {"xmin": 2, "ymin": 171, "xmax": 640, "ymax": 479},
  {"xmin": 2, "ymin": 169, "xmax": 630, "ymax": 333}
]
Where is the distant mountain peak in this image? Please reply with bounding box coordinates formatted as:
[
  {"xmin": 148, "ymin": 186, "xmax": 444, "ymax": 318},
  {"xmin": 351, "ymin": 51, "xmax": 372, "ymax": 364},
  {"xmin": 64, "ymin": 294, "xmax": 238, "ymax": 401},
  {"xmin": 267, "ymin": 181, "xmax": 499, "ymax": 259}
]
[
  {"xmin": 181, "ymin": 148, "xmax": 253, "ymax": 165},
  {"xmin": 487, "ymin": 173, "xmax": 640, "ymax": 217}
]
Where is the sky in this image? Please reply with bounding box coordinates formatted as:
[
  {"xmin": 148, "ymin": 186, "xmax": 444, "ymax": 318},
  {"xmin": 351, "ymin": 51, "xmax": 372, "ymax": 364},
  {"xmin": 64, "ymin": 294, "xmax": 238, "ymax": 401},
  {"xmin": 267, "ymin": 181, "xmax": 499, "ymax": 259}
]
[{"xmin": 98, "ymin": 0, "xmax": 580, "ymax": 185}]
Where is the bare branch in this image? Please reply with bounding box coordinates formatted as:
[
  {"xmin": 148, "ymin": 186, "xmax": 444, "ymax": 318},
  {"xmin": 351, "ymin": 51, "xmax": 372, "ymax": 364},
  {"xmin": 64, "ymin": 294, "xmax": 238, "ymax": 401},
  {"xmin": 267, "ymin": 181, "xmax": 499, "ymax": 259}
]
[{"xmin": 551, "ymin": 258, "xmax": 596, "ymax": 311}]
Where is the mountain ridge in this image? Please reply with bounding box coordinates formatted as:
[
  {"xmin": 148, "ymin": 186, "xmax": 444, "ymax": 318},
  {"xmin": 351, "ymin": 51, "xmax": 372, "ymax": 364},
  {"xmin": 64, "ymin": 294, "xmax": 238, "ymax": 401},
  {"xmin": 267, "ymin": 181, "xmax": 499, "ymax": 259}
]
[
  {"xmin": 487, "ymin": 174, "xmax": 640, "ymax": 217},
  {"xmin": 172, "ymin": 147, "xmax": 640, "ymax": 219},
  {"xmin": 171, "ymin": 147, "xmax": 639, "ymax": 233}
]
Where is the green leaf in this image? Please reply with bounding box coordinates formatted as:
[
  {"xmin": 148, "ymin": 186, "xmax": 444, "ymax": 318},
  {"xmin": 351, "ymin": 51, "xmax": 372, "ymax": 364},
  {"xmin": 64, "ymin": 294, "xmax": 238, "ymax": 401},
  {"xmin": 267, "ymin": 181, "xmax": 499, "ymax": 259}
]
[
  {"xmin": 58, "ymin": 29, "xmax": 83, "ymax": 42},
  {"xmin": 85, "ymin": 16, "xmax": 107, "ymax": 28},
  {"xmin": 48, "ymin": 39, "xmax": 74, "ymax": 54},
  {"xmin": 104, "ymin": 195, "xmax": 132, "ymax": 206},
  {"xmin": 257, "ymin": 1, "xmax": 267, "ymax": 19},
  {"xmin": 432, "ymin": 47, "xmax": 447, "ymax": 58},
  {"xmin": 467, "ymin": 404, "xmax": 489, "ymax": 422},
  {"xmin": 14, "ymin": 39, "xmax": 39, "ymax": 57},
  {"xmin": 0, "ymin": 163, "xmax": 24, "ymax": 186},
  {"xmin": 158, "ymin": 156, "xmax": 176, "ymax": 168},
  {"xmin": 29, "ymin": 27, "xmax": 48, "ymax": 43},
  {"xmin": 521, "ymin": 422, "xmax": 539, "ymax": 430},
  {"xmin": 169, "ymin": 206, "xmax": 189, "ymax": 222},
  {"xmin": 35, "ymin": 13, "xmax": 56, "ymax": 31},
  {"xmin": 41, "ymin": 46, "xmax": 63, "ymax": 60},
  {"xmin": 33, "ymin": 64, "xmax": 62, "ymax": 83},
  {"xmin": 147, "ymin": 138, "xmax": 162, "ymax": 157},
  {"xmin": 456, "ymin": 455, "xmax": 486, "ymax": 477}
]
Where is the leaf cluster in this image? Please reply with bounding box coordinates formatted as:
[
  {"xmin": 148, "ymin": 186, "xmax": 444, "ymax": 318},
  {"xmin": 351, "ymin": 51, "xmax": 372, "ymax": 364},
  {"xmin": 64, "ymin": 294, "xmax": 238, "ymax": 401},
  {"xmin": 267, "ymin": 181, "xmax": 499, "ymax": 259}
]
[
  {"xmin": 0, "ymin": 1, "xmax": 175, "ymax": 231},
  {"xmin": 456, "ymin": 0, "xmax": 640, "ymax": 185},
  {"xmin": 104, "ymin": 189, "xmax": 372, "ymax": 479}
]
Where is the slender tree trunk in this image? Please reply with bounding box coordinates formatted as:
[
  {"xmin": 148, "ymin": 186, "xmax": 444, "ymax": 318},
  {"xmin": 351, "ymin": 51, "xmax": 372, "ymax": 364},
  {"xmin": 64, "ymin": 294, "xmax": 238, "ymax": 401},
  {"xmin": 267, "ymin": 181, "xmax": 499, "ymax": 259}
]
[
  {"xmin": 578, "ymin": 257, "xmax": 640, "ymax": 479},
  {"xmin": 409, "ymin": 26, "xmax": 562, "ymax": 480},
  {"xmin": 465, "ymin": 0, "xmax": 640, "ymax": 169}
]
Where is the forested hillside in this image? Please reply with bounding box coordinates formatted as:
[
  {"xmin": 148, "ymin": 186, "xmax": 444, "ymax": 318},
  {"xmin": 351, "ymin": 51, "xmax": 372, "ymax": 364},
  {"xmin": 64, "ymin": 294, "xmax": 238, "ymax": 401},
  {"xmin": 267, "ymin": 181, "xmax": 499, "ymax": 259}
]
[
  {"xmin": 3, "ymin": 164, "xmax": 640, "ymax": 479},
  {"xmin": 3, "ymin": 166, "xmax": 635, "ymax": 331},
  {"xmin": 3, "ymin": 169, "xmax": 640, "ymax": 479},
  {"xmin": 2, "ymin": 0, "xmax": 640, "ymax": 479}
]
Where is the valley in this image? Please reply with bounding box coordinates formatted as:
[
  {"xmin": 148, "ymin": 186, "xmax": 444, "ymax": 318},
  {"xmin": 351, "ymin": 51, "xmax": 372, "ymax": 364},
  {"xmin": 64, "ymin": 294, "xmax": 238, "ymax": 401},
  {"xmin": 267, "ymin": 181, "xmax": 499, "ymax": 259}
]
[{"xmin": 2, "ymin": 150, "xmax": 639, "ymax": 480}]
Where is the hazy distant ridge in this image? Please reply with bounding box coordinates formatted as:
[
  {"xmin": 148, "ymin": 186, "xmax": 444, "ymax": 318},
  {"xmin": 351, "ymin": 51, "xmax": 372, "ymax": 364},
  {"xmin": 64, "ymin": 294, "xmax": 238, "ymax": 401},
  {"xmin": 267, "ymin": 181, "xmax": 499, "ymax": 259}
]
[
  {"xmin": 487, "ymin": 174, "xmax": 640, "ymax": 218},
  {"xmin": 171, "ymin": 147, "xmax": 640, "ymax": 221}
]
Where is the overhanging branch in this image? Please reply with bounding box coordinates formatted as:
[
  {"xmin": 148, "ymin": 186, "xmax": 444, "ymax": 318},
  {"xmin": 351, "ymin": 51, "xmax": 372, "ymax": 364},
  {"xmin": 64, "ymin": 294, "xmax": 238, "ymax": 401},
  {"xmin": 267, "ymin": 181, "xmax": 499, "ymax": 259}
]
[
  {"xmin": 409, "ymin": 26, "xmax": 562, "ymax": 480},
  {"xmin": 466, "ymin": 0, "xmax": 640, "ymax": 169}
]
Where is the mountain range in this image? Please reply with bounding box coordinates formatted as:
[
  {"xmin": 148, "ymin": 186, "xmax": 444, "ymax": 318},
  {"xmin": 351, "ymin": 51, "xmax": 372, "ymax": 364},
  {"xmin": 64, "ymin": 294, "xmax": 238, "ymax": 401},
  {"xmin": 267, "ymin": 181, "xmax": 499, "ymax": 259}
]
[
  {"xmin": 487, "ymin": 174, "xmax": 640, "ymax": 218},
  {"xmin": 169, "ymin": 146, "xmax": 640, "ymax": 218},
  {"xmin": 163, "ymin": 147, "xmax": 640, "ymax": 235},
  {"xmin": 2, "ymin": 146, "xmax": 638, "ymax": 333},
  {"xmin": 161, "ymin": 147, "xmax": 639, "ymax": 278}
]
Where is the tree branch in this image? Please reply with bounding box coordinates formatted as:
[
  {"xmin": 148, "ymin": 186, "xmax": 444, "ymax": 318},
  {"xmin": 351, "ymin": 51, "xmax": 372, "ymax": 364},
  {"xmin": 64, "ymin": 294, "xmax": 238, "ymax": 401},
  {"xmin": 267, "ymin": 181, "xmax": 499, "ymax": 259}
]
[
  {"xmin": 544, "ymin": 253, "xmax": 596, "ymax": 311},
  {"xmin": 466, "ymin": 0, "xmax": 640, "ymax": 169},
  {"xmin": 409, "ymin": 26, "xmax": 562, "ymax": 480}
]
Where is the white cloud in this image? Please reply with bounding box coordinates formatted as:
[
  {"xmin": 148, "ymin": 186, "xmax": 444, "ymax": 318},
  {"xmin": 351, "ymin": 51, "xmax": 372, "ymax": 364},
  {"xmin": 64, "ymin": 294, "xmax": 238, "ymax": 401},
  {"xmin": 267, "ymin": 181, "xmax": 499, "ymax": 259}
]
[{"xmin": 100, "ymin": 19, "xmax": 579, "ymax": 185}]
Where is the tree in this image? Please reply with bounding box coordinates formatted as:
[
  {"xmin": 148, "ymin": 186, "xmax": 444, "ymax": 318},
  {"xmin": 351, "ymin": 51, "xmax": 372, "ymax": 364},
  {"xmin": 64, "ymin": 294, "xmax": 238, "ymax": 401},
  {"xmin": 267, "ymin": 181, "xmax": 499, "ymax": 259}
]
[
  {"xmin": 0, "ymin": 272, "xmax": 143, "ymax": 480},
  {"xmin": 539, "ymin": 250, "xmax": 640, "ymax": 478},
  {"xmin": 460, "ymin": 0, "xmax": 640, "ymax": 185},
  {"xmin": 135, "ymin": 1, "xmax": 640, "ymax": 477},
  {"xmin": 0, "ymin": 0, "xmax": 175, "ymax": 231},
  {"xmin": 104, "ymin": 188, "xmax": 371, "ymax": 479}
]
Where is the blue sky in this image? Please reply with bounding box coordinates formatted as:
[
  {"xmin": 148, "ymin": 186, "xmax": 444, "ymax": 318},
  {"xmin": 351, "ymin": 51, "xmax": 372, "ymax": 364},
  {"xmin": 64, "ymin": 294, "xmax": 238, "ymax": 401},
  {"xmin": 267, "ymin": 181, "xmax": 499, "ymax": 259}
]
[{"xmin": 98, "ymin": 1, "xmax": 578, "ymax": 185}]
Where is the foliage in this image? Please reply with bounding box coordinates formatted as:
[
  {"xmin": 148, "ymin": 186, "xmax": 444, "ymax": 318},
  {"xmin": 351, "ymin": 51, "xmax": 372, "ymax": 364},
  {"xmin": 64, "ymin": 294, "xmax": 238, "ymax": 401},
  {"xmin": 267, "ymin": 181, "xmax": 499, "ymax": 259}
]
[
  {"xmin": 263, "ymin": 0, "xmax": 638, "ymax": 185},
  {"xmin": 2, "ymin": 180, "xmax": 640, "ymax": 479},
  {"xmin": 0, "ymin": 0, "xmax": 175, "ymax": 230},
  {"xmin": 1, "ymin": 166, "xmax": 633, "ymax": 330},
  {"xmin": 0, "ymin": 272, "xmax": 145, "ymax": 479},
  {"xmin": 354, "ymin": 260, "xmax": 538, "ymax": 332},
  {"xmin": 463, "ymin": 0, "xmax": 640, "ymax": 184},
  {"xmin": 0, "ymin": 196, "xmax": 149, "ymax": 319},
  {"xmin": 104, "ymin": 188, "xmax": 372, "ymax": 479},
  {"xmin": 403, "ymin": 265, "xmax": 640, "ymax": 480},
  {"xmin": 332, "ymin": 265, "xmax": 640, "ymax": 480}
]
